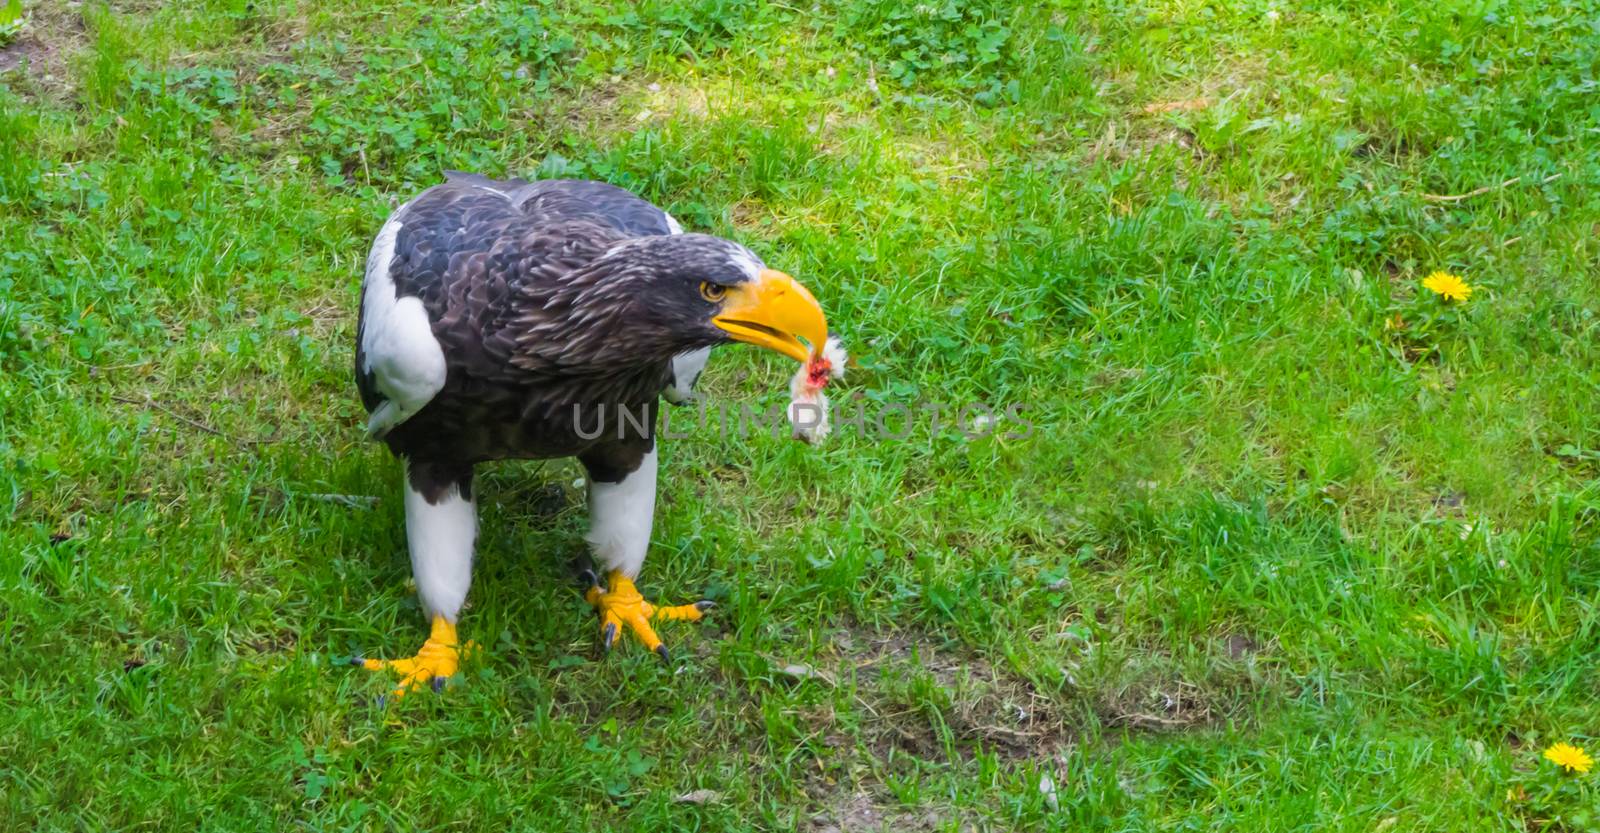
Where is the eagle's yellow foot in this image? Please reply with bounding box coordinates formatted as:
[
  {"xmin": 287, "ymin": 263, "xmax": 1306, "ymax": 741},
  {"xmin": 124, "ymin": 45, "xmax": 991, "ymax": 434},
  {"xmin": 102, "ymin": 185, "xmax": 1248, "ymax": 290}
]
[
  {"xmin": 583, "ymin": 569, "xmax": 713, "ymax": 661},
  {"xmin": 355, "ymin": 615, "xmax": 477, "ymax": 697}
]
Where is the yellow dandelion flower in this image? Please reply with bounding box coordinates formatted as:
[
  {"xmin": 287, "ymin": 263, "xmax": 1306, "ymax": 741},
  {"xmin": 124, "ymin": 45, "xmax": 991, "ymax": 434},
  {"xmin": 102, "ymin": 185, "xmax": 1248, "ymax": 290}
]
[
  {"xmin": 1422, "ymin": 271, "xmax": 1473, "ymax": 302},
  {"xmin": 1544, "ymin": 742, "xmax": 1593, "ymax": 774}
]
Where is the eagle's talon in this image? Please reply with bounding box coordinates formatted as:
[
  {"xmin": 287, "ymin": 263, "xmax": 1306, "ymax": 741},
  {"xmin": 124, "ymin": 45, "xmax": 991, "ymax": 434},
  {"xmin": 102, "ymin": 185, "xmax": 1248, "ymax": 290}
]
[
  {"xmin": 586, "ymin": 570, "xmax": 709, "ymax": 656},
  {"xmin": 357, "ymin": 615, "xmax": 472, "ymax": 697},
  {"xmin": 655, "ymin": 645, "xmax": 671, "ymax": 663},
  {"xmin": 652, "ymin": 600, "xmax": 712, "ymax": 623}
]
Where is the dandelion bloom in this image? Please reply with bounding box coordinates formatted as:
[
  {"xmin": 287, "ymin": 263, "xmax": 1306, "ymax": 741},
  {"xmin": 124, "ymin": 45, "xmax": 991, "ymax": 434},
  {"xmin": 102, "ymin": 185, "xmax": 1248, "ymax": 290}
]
[
  {"xmin": 1422, "ymin": 271, "xmax": 1473, "ymax": 302},
  {"xmin": 1544, "ymin": 742, "xmax": 1593, "ymax": 774}
]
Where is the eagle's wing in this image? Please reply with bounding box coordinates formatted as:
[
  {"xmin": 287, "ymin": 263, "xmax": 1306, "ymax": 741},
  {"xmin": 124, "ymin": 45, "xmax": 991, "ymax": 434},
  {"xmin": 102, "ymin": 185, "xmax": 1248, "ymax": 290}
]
[
  {"xmin": 441, "ymin": 172, "xmax": 683, "ymax": 236},
  {"xmin": 356, "ymin": 193, "xmax": 449, "ymax": 439},
  {"xmin": 441, "ymin": 173, "xmax": 710, "ymax": 404},
  {"xmin": 355, "ymin": 180, "xmax": 619, "ymax": 439}
]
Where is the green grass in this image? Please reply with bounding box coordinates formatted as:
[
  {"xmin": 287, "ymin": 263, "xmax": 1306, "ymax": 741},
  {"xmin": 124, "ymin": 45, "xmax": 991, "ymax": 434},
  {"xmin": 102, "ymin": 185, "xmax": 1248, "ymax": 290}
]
[{"xmin": 4, "ymin": 0, "xmax": 1600, "ymax": 829}]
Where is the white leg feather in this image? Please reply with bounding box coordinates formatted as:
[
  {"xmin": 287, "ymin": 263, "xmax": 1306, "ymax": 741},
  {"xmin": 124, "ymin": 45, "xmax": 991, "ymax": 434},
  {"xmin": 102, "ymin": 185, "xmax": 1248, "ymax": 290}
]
[
  {"xmin": 403, "ymin": 466, "xmax": 477, "ymax": 622},
  {"xmin": 586, "ymin": 448, "xmax": 657, "ymax": 580}
]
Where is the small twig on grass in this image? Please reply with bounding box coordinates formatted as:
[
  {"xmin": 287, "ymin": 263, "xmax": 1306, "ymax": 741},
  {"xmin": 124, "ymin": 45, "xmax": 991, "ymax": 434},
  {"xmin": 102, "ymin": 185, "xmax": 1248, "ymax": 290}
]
[
  {"xmin": 298, "ymin": 493, "xmax": 381, "ymax": 509},
  {"xmin": 970, "ymin": 723, "xmax": 1043, "ymax": 741},
  {"xmin": 1114, "ymin": 711, "xmax": 1198, "ymax": 728},
  {"xmin": 111, "ymin": 394, "xmax": 274, "ymax": 445},
  {"xmin": 1422, "ymin": 172, "xmax": 1562, "ymax": 203}
]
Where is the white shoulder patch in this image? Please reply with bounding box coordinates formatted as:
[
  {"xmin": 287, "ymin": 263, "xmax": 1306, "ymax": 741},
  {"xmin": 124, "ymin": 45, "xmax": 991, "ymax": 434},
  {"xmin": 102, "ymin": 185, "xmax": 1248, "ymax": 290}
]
[
  {"xmin": 361, "ymin": 210, "xmax": 447, "ymax": 438},
  {"xmin": 663, "ymin": 212, "xmax": 684, "ymax": 235}
]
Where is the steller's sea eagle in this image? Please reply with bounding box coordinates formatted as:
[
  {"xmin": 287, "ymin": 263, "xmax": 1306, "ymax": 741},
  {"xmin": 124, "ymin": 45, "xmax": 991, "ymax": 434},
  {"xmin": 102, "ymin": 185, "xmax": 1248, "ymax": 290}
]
[{"xmin": 352, "ymin": 172, "xmax": 830, "ymax": 693}]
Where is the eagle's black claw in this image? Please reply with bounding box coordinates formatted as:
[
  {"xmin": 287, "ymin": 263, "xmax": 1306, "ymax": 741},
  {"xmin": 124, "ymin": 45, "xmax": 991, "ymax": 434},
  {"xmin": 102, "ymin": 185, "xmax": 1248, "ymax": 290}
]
[
  {"xmin": 431, "ymin": 676, "xmax": 447, "ymax": 694},
  {"xmin": 349, "ymin": 655, "xmax": 366, "ymax": 667},
  {"xmin": 577, "ymin": 568, "xmax": 601, "ymax": 592},
  {"xmin": 602, "ymin": 622, "xmax": 619, "ymax": 652},
  {"xmin": 693, "ymin": 600, "xmax": 716, "ymax": 613},
  {"xmin": 655, "ymin": 645, "xmax": 671, "ymax": 663}
]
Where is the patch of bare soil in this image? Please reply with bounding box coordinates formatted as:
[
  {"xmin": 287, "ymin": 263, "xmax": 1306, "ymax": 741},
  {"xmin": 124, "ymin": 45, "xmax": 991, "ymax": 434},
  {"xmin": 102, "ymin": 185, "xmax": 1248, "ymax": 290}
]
[
  {"xmin": 823, "ymin": 624, "xmax": 1248, "ymax": 766},
  {"xmin": 1083, "ymin": 118, "xmax": 1203, "ymax": 167},
  {"xmin": 0, "ymin": 34, "xmax": 49, "ymax": 73},
  {"xmin": 784, "ymin": 627, "xmax": 1059, "ymax": 831},
  {"xmin": 866, "ymin": 633, "xmax": 1068, "ymax": 760},
  {"xmin": 727, "ymin": 198, "xmax": 763, "ymax": 230},
  {"xmin": 799, "ymin": 627, "xmax": 1070, "ymax": 764},
  {"xmin": 1099, "ymin": 675, "xmax": 1215, "ymax": 730},
  {"xmin": 0, "ymin": 1, "xmax": 88, "ymax": 97},
  {"xmin": 806, "ymin": 792, "xmax": 971, "ymax": 833},
  {"xmin": 1093, "ymin": 630, "xmax": 1270, "ymax": 732}
]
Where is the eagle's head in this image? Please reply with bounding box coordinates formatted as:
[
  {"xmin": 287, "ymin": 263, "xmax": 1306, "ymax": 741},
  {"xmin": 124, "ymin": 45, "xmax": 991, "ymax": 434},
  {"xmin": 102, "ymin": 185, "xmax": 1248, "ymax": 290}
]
[{"xmin": 557, "ymin": 233, "xmax": 829, "ymax": 366}]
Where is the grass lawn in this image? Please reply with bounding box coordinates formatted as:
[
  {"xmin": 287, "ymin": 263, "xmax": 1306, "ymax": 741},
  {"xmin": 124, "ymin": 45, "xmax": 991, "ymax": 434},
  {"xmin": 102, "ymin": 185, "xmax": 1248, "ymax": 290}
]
[{"xmin": 4, "ymin": 0, "xmax": 1599, "ymax": 829}]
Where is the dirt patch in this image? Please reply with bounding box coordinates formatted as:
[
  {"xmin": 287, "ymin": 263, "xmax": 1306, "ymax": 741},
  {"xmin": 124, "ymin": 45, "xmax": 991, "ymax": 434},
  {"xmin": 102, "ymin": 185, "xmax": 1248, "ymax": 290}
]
[
  {"xmin": 0, "ymin": 2, "xmax": 88, "ymax": 97},
  {"xmin": 816, "ymin": 628, "xmax": 1071, "ymax": 762},
  {"xmin": 642, "ymin": 79, "xmax": 712, "ymax": 120},
  {"xmin": 806, "ymin": 792, "xmax": 969, "ymax": 833},
  {"xmin": 244, "ymin": 627, "xmax": 299, "ymax": 655},
  {"xmin": 727, "ymin": 198, "xmax": 763, "ymax": 231},
  {"xmin": 0, "ymin": 34, "xmax": 49, "ymax": 72},
  {"xmin": 785, "ymin": 627, "xmax": 1045, "ymax": 831},
  {"xmin": 1084, "ymin": 118, "xmax": 1203, "ymax": 167},
  {"xmin": 1224, "ymin": 632, "xmax": 1257, "ymax": 660},
  {"xmin": 560, "ymin": 76, "xmax": 724, "ymax": 140},
  {"xmin": 808, "ymin": 623, "xmax": 1252, "ymax": 761},
  {"xmin": 1141, "ymin": 96, "xmax": 1212, "ymax": 115},
  {"xmin": 1099, "ymin": 675, "xmax": 1214, "ymax": 730},
  {"xmin": 1093, "ymin": 633, "xmax": 1268, "ymax": 732}
]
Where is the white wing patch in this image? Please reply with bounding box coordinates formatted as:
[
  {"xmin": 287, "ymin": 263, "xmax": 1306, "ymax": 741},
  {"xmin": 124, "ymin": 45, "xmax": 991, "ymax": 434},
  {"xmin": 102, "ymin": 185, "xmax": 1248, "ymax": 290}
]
[
  {"xmin": 361, "ymin": 211, "xmax": 446, "ymax": 438},
  {"xmin": 663, "ymin": 212, "xmax": 684, "ymax": 235}
]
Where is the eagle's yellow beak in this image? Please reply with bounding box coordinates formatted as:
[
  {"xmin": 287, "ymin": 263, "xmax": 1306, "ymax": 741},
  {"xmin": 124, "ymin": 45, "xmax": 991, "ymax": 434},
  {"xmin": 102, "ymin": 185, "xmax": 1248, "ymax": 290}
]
[{"xmin": 713, "ymin": 268, "xmax": 828, "ymax": 364}]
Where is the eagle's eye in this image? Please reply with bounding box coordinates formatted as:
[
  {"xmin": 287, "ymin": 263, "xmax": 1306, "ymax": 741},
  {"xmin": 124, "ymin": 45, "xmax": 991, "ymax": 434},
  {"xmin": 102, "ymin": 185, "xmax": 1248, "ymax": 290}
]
[{"xmin": 699, "ymin": 281, "xmax": 728, "ymax": 302}]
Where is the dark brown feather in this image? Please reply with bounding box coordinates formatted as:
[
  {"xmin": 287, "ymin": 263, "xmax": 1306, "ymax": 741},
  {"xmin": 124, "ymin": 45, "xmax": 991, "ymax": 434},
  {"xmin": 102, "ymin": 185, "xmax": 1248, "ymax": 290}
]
[{"xmin": 357, "ymin": 178, "xmax": 744, "ymax": 481}]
